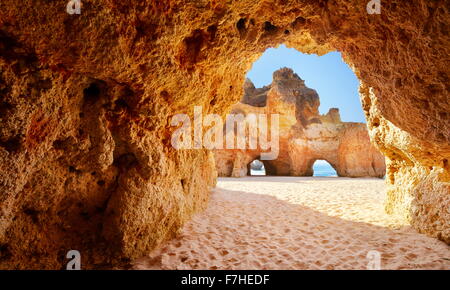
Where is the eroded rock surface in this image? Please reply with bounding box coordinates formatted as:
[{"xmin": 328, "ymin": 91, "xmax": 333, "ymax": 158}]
[
  {"xmin": 0, "ymin": 0, "xmax": 448, "ymax": 268},
  {"xmin": 214, "ymin": 68, "xmax": 386, "ymax": 178}
]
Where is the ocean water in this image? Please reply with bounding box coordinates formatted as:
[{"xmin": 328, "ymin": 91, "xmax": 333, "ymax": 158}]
[{"xmin": 249, "ymin": 160, "xmax": 337, "ymax": 177}]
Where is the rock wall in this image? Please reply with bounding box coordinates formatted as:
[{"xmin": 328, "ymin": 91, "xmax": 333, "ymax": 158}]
[
  {"xmin": 0, "ymin": 0, "xmax": 448, "ymax": 268},
  {"xmin": 214, "ymin": 68, "xmax": 386, "ymax": 178}
]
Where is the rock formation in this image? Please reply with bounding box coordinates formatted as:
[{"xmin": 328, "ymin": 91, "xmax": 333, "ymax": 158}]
[
  {"xmin": 214, "ymin": 68, "xmax": 386, "ymax": 178},
  {"xmin": 0, "ymin": 0, "xmax": 448, "ymax": 269}
]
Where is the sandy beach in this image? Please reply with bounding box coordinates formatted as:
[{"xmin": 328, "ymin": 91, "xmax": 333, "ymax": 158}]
[{"xmin": 132, "ymin": 177, "xmax": 450, "ymax": 270}]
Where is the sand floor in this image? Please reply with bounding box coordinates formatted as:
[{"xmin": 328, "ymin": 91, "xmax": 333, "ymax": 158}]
[{"xmin": 132, "ymin": 177, "xmax": 450, "ymax": 270}]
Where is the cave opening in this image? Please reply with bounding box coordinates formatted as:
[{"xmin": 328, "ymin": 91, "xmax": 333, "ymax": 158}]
[
  {"xmin": 248, "ymin": 159, "xmax": 266, "ymax": 176},
  {"xmin": 245, "ymin": 45, "xmax": 365, "ymax": 123},
  {"xmin": 3, "ymin": 1, "xmax": 448, "ymax": 270}
]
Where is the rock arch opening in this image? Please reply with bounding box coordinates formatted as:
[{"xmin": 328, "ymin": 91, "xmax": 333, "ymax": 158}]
[
  {"xmin": 313, "ymin": 160, "xmax": 338, "ymax": 177},
  {"xmin": 214, "ymin": 47, "xmax": 386, "ymax": 179}
]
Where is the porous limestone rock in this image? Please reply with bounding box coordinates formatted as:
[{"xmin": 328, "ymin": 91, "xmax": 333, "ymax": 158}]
[
  {"xmin": 0, "ymin": 0, "xmax": 448, "ymax": 269},
  {"xmin": 214, "ymin": 68, "xmax": 386, "ymax": 178}
]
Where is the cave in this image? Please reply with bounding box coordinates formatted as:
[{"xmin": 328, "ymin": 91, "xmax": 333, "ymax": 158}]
[{"xmin": 0, "ymin": 1, "xmax": 448, "ymax": 269}]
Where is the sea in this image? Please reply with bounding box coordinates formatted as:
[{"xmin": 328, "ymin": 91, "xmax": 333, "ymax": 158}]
[{"xmin": 312, "ymin": 160, "xmax": 338, "ymax": 177}]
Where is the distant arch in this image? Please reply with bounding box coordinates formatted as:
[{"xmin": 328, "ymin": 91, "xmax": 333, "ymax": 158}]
[
  {"xmin": 312, "ymin": 160, "xmax": 337, "ymax": 177},
  {"xmin": 247, "ymin": 159, "xmax": 266, "ymax": 176}
]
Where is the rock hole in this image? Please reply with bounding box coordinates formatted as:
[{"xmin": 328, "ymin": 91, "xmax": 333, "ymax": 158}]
[
  {"xmin": 39, "ymin": 78, "xmax": 52, "ymax": 90},
  {"xmin": 160, "ymin": 90, "xmax": 172, "ymax": 104},
  {"xmin": 114, "ymin": 98, "xmax": 129, "ymax": 110},
  {"xmin": 436, "ymin": 132, "xmax": 445, "ymax": 142},
  {"xmin": 83, "ymin": 83, "xmax": 101, "ymax": 104},
  {"xmin": 372, "ymin": 118, "xmax": 380, "ymax": 127},
  {"xmin": 0, "ymin": 243, "xmax": 11, "ymax": 260},
  {"xmin": 52, "ymin": 139, "xmax": 65, "ymax": 150},
  {"xmin": 0, "ymin": 101, "xmax": 13, "ymax": 117},
  {"xmin": 80, "ymin": 210, "xmax": 90, "ymax": 220},
  {"xmin": 427, "ymin": 84, "xmax": 442, "ymax": 96},
  {"xmin": 421, "ymin": 100, "xmax": 430, "ymax": 110},
  {"xmin": 291, "ymin": 16, "xmax": 306, "ymax": 29},
  {"xmin": 68, "ymin": 166, "xmax": 78, "ymax": 173},
  {"xmin": 390, "ymin": 2, "xmax": 397, "ymax": 11},
  {"xmin": 23, "ymin": 208, "xmax": 39, "ymax": 224},
  {"xmin": 207, "ymin": 24, "xmax": 217, "ymax": 41},
  {"xmin": 248, "ymin": 160, "xmax": 266, "ymax": 176},
  {"xmin": 178, "ymin": 29, "xmax": 206, "ymax": 71},
  {"xmin": 181, "ymin": 179, "xmax": 187, "ymax": 192},
  {"xmin": 362, "ymin": 95, "xmax": 371, "ymax": 112},
  {"xmin": 263, "ymin": 21, "xmax": 278, "ymax": 33},
  {"xmin": 97, "ymin": 180, "xmax": 105, "ymax": 186}
]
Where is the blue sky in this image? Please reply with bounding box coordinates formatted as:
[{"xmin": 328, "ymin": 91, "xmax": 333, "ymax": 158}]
[{"xmin": 246, "ymin": 45, "xmax": 365, "ymax": 123}]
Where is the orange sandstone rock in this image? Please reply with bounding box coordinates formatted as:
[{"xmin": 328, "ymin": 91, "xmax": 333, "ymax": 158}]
[{"xmin": 0, "ymin": 0, "xmax": 448, "ymax": 269}]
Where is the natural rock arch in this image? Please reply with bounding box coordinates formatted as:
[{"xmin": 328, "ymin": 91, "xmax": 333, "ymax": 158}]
[
  {"xmin": 214, "ymin": 68, "xmax": 386, "ymax": 178},
  {"xmin": 0, "ymin": 1, "xmax": 448, "ymax": 269},
  {"xmin": 247, "ymin": 159, "xmax": 267, "ymax": 176}
]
